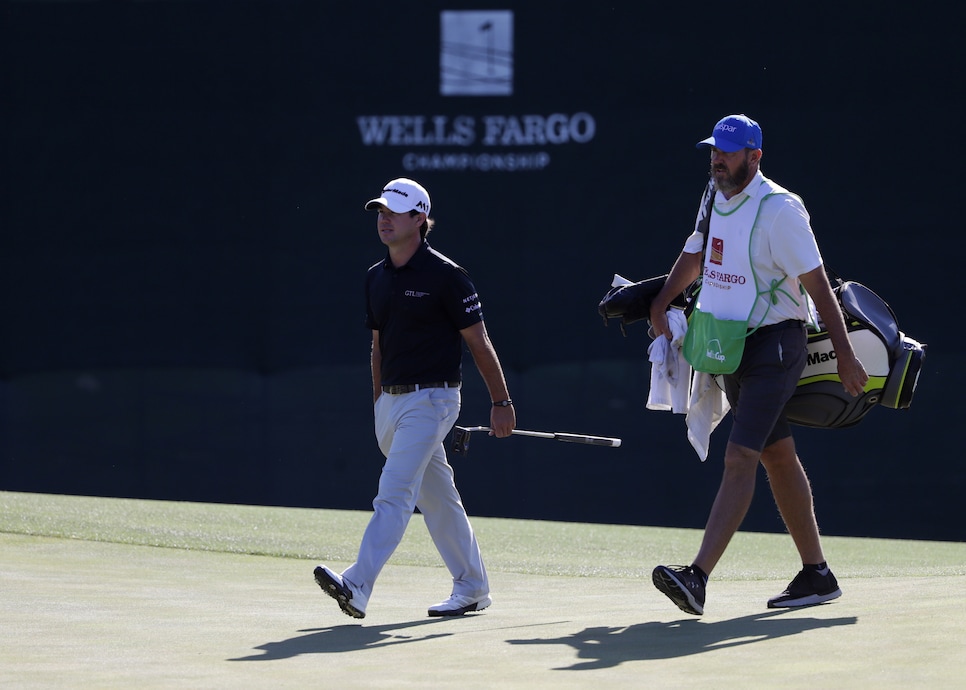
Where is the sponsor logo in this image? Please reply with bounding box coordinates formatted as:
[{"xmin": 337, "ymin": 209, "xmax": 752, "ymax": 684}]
[
  {"xmin": 463, "ymin": 293, "xmax": 482, "ymax": 314},
  {"xmin": 383, "ymin": 186, "xmax": 429, "ymax": 213},
  {"xmin": 405, "ymin": 290, "xmax": 430, "ymax": 298},
  {"xmin": 351, "ymin": 11, "xmax": 597, "ymax": 173},
  {"xmin": 356, "ymin": 113, "xmax": 596, "ymax": 147},
  {"xmin": 440, "ymin": 11, "xmax": 513, "ymax": 96},
  {"xmin": 807, "ymin": 349, "xmax": 836, "ymax": 366},
  {"xmin": 356, "ymin": 113, "xmax": 595, "ymax": 172},
  {"xmin": 703, "ymin": 267, "xmax": 747, "ymax": 285},
  {"xmin": 711, "ymin": 237, "xmax": 724, "ymax": 265},
  {"xmin": 716, "ymin": 123, "xmax": 738, "ymax": 133},
  {"xmin": 706, "ymin": 339, "xmax": 726, "ymax": 362}
]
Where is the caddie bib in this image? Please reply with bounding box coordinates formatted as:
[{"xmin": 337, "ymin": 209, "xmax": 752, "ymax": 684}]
[
  {"xmin": 683, "ymin": 180, "xmax": 791, "ymax": 374},
  {"xmin": 698, "ymin": 186, "xmax": 763, "ymax": 320}
]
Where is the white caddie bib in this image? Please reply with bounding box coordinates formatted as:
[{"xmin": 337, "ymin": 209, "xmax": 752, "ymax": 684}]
[
  {"xmin": 698, "ymin": 179, "xmax": 792, "ymax": 324},
  {"xmin": 682, "ymin": 180, "xmax": 795, "ymax": 374}
]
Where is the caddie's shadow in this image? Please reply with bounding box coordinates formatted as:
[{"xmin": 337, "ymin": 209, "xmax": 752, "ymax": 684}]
[
  {"xmin": 507, "ymin": 608, "xmax": 858, "ymax": 671},
  {"xmin": 227, "ymin": 618, "xmax": 459, "ymax": 661}
]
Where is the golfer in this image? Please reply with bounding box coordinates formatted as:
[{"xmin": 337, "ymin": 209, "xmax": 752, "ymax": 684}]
[{"xmin": 314, "ymin": 178, "xmax": 515, "ymax": 618}]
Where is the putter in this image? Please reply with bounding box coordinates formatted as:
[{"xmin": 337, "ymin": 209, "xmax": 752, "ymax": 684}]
[{"xmin": 451, "ymin": 425, "xmax": 621, "ymax": 456}]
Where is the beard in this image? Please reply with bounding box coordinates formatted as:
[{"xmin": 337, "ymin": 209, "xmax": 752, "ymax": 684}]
[{"xmin": 711, "ymin": 156, "xmax": 751, "ymax": 194}]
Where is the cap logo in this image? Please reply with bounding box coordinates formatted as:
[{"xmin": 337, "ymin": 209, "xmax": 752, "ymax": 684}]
[
  {"xmin": 716, "ymin": 123, "xmax": 738, "ymax": 133},
  {"xmin": 380, "ymin": 185, "xmax": 429, "ymax": 213}
]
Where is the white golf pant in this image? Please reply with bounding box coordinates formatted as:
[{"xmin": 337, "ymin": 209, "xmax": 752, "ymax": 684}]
[{"xmin": 340, "ymin": 386, "xmax": 489, "ymax": 601}]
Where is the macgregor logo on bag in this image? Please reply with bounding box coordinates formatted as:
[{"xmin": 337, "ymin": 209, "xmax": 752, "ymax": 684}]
[{"xmin": 807, "ymin": 349, "xmax": 836, "ymax": 365}]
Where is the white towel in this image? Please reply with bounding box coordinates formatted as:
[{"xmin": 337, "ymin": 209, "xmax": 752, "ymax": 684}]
[
  {"xmin": 640, "ymin": 304, "xmax": 730, "ymax": 461},
  {"xmin": 685, "ymin": 372, "xmax": 730, "ymax": 461},
  {"xmin": 615, "ymin": 273, "xmax": 730, "ymax": 460},
  {"xmin": 646, "ymin": 309, "xmax": 690, "ymax": 413}
]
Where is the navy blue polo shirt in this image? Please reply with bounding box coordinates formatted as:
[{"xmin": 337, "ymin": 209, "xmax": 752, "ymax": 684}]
[{"xmin": 365, "ymin": 240, "xmax": 484, "ymax": 386}]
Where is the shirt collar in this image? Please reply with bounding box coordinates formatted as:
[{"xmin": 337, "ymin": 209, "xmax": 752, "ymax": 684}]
[
  {"xmin": 381, "ymin": 239, "xmax": 431, "ymax": 271},
  {"xmin": 742, "ymin": 170, "xmax": 767, "ymax": 200}
]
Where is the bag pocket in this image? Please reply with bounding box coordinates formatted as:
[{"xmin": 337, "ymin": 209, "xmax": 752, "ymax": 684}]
[{"xmin": 683, "ymin": 308, "xmax": 748, "ymax": 374}]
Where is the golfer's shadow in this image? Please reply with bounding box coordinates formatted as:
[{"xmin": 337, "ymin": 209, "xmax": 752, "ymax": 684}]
[
  {"xmin": 507, "ymin": 608, "xmax": 858, "ymax": 671},
  {"xmin": 228, "ymin": 618, "xmax": 458, "ymax": 661}
]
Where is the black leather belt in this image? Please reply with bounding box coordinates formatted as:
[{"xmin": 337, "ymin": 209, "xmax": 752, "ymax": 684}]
[{"xmin": 381, "ymin": 381, "xmax": 461, "ymax": 395}]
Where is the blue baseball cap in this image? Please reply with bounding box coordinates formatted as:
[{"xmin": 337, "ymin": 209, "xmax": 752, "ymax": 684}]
[{"xmin": 696, "ymin": 114, "xmax": 762, "ymax": 152}]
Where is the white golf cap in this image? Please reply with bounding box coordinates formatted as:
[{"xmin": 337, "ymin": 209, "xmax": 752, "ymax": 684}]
[{"xmin": 364, "ymin": 178, "xmax": 431, "ymax": 215}]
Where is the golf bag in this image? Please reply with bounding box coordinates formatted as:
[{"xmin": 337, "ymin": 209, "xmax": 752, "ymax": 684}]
[
  {"xmin": 784, "ymin": 273, "xmax": 926, "ymax": 429},
  {"xmin": 598, "ymin": 270, "xmax": 926, "ymax": 429}
]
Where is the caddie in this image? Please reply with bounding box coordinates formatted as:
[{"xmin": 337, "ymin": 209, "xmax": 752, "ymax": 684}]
[{"xmin": 647, "ymin": 114, "xmax": 869, "ymax": 615}]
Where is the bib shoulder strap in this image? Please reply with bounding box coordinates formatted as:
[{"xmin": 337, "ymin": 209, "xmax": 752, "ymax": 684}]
[{"xmin": 696, "ymin": 178, "xmax": 715, "ymax": 254}]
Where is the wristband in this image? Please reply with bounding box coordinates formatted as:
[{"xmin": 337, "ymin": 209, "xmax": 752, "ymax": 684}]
[{"xmin": 492, "ymin": 399, "xmax": 513, "ymax": 407}]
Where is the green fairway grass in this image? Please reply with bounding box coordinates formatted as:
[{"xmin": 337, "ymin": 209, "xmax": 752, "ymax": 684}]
[
  {"xmin": 2, "ymin": 491, "xmax": 963, "ymax": 580},
  {"xmin": 2, "ymin": 490, "xmax": 964, "ymax": 689}
]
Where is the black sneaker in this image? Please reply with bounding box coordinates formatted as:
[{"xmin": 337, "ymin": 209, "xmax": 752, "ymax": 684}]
[
  {"xmin": 767, "ymin": 567, "xmax": 842, "ymax": 608},
  {"xmin": 652, "ymin": 565, "xmax": 706, "ymax": 615}
]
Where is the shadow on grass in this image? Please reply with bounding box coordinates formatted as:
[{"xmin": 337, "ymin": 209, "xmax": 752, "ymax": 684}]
[
  {"xmin": 228, "ymin": 617, "xmax": 468, "ymax": 661},
  {"xmin": 507, "ymin": 607, "xmax": 858, "ymax": 670},
  {"xmin": 228, "ymin": 607, "xmax": 856, "ymax": 667}
]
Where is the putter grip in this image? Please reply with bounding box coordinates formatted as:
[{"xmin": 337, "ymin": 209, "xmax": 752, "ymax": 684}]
[{"xmin": 554, "ymin": 433, "xmax": 621, "ymax": 447}]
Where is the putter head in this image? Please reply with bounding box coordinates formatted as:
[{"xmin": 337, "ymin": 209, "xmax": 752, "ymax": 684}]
[{"xmin": 451, "ymin": 426, "xmax": 471, "ymax": 456}]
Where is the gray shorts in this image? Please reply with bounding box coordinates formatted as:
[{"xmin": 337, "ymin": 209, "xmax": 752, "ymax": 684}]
[{"xmin": 721, "ymin": 320, "xmax": 807, "ymax": 452}]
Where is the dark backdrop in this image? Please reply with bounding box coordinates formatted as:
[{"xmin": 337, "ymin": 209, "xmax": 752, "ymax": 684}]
[{"xmin": 2, "ymin": 1, "xmax": 961, "ymax": 541}]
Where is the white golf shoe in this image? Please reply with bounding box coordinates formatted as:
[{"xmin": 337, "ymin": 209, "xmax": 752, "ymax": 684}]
[{"xmin": 427, "ymin": 593, "xmax": 492, "ymax": 617}]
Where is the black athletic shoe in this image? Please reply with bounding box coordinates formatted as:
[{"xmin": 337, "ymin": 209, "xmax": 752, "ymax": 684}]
[
  {"xmin": 767, "ymin": 567, "xmax": 842, "ymax": 608},
  {"xmin": 652, "ymin": 565, "xmax": 706, "ymax": 616}
]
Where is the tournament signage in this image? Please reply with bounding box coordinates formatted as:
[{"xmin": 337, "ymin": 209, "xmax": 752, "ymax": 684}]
[
  {"xmin": 355, "ymin": 9, "xmax": 597, "ymax": 172},
  {"xmin": 356, "ymin": 112, "xmax": 596, "ymax": 171}
]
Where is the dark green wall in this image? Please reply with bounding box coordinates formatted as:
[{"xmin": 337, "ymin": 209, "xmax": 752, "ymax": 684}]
[{"xmin": 1, "ymin": 1, "xmax": 960, "ymax": 541}]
